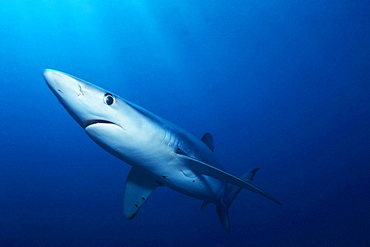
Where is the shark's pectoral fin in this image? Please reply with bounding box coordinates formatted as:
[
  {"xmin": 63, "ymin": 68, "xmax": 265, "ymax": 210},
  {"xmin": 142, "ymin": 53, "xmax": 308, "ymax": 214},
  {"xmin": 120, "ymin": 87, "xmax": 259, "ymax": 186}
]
[
  {"xmin": 177, "ymin": 154, "xmax": 282, "ymax": 205},
  {"xmin": 224, "ymin": 168, "xmax": 260, "ymax": 207},
  {"xmin": 123, "ymin": 167, "xmax": 159, "ymax": 219}
]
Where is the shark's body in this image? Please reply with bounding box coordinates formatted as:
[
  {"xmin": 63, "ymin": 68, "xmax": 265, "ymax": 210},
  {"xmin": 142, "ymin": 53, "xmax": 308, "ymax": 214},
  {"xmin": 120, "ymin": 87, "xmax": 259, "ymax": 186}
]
[{"xmin": 44, "ymin": 69, "xmax": 281, "ymax": 231}]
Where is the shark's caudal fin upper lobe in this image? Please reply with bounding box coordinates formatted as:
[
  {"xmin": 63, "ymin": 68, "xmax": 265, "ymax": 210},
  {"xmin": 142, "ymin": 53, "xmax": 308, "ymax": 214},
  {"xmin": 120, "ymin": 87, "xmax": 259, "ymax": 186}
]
[
  {"xmin": 178, "ymin": 154, "xmax": 282, "ymax": 206},
  {"xmin": 179, "ymin": 152, "xmax": 281, "ymax": 231}
]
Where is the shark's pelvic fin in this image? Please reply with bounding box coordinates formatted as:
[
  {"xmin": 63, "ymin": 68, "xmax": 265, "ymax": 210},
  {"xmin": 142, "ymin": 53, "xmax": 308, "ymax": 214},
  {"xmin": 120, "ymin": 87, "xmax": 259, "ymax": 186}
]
[
  {"xmin": 217, "ymin": 201, "xmax": 230, "ymax": 232},
  {"xmin": 123, "ymin": 167, "xmax": 159, "ymax": 219},
  {"xmin": 201, "ymin": 168, "xmax": 266, "ymax": 232},
  {"xmin": 201, "ymin": 133, "xmax": 214, "ymax": 152},
  {"xmin": 177, "ymin": 154, "xmax": 282, "ymax": 205}
]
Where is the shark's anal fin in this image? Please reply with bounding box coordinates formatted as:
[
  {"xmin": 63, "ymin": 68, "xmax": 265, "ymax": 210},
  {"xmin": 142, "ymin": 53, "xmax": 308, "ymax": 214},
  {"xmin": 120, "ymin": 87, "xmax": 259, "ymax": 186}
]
[
  {"xmin": 177, "ymin": 154, "xmax": 282, "ymax": 205},
  {"xmin": 123, "ymin": 167, "xmax": 159, "ymax": 219}
]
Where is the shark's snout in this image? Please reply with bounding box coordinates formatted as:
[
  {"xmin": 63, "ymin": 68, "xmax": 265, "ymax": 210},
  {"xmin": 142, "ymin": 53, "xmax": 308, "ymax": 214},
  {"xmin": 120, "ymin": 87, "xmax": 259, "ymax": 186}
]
[
  {"xmin": 44, "ymin": 69, "xmax": 122, "ymax": 130},
  {"xmin": 44, "ymin": 69, "xmax": 82, "ymax": 98},
  {"xmin": 44, "ymin": 69, "xmax": 63, "ymax": 88}
]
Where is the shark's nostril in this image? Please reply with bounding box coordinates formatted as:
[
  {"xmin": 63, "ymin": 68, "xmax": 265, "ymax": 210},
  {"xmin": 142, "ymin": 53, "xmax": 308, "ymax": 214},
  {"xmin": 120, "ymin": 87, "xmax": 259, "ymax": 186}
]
[{"xmin": 77, "ymin": 84, "xmax": 84, "ymax": 98}]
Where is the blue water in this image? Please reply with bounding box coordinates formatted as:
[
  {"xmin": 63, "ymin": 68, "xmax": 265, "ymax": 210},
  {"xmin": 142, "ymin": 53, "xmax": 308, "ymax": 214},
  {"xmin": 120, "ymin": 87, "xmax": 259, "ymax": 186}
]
[{"xmin": 1, "ymin": 1, "xmax": 369, "ymax": 246}]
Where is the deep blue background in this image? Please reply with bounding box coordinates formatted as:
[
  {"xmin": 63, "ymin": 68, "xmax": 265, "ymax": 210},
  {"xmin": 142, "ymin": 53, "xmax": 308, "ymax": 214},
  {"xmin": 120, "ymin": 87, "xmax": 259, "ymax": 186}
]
[{"xmin": 1, "ymin": 1, "xmax": 369, "ymax": 246}]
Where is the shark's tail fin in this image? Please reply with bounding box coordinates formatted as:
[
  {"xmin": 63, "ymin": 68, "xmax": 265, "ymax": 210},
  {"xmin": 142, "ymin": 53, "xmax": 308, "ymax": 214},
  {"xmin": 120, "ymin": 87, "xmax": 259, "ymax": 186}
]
[{"xmin": 215, "ymin": 168, "xmax": 260, "ymax": 232}]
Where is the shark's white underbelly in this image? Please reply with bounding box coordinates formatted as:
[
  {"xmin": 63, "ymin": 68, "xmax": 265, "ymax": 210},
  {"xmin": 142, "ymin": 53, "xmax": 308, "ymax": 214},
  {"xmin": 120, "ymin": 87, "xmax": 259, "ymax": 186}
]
[
  {"xmin": 85, "ymin": 122, "xmax": 226, "ymax": 201},
  {"xmin": 143, "ymin": 158, "xmax": 227, "ymax": 201},
  {"xmin": 124, "ymin": 146, "xmax": 226, "ymax": 201}
]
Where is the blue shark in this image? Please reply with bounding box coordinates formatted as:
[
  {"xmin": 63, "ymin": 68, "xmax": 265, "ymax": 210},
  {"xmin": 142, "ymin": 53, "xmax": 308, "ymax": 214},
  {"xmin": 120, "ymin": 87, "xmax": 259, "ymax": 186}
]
[{"xmin": 44, "ymin": 69, "xmax": 281, "ymax": 232}]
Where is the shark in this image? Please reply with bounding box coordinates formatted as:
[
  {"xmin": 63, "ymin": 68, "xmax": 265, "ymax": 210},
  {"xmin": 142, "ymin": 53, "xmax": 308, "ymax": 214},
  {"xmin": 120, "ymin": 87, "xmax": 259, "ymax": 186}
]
[{"xmin": 44, "ymin": 69, "xmax": 281, "ymax": 232}]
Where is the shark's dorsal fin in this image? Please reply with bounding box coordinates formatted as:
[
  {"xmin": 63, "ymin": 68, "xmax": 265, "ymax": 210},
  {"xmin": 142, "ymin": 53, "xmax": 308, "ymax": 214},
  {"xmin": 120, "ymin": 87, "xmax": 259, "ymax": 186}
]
[
  {"xmin": 177, "ymin": 154, "xmax": 281, "ymax": 205},
  {"xmin": 201, "ymin": 133, "xmax": 214, "ymax": 152},
  {"xmin": 123, "ymin": 167, "xmax": 159, "ymax": 219}
]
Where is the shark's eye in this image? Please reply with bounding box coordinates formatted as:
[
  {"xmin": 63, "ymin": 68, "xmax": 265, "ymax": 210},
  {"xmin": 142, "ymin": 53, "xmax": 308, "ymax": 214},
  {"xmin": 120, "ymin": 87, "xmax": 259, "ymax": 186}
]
[{"xmin": 104, "ymin": 93, "xmax": 115, "ymax": 105}]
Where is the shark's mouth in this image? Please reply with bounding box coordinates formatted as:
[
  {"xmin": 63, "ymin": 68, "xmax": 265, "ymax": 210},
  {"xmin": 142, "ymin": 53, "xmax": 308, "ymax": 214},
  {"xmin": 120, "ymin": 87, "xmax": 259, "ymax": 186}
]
[{"xmin": 85, "ymin": 119, "xmax": 115, "ymax": 128}]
